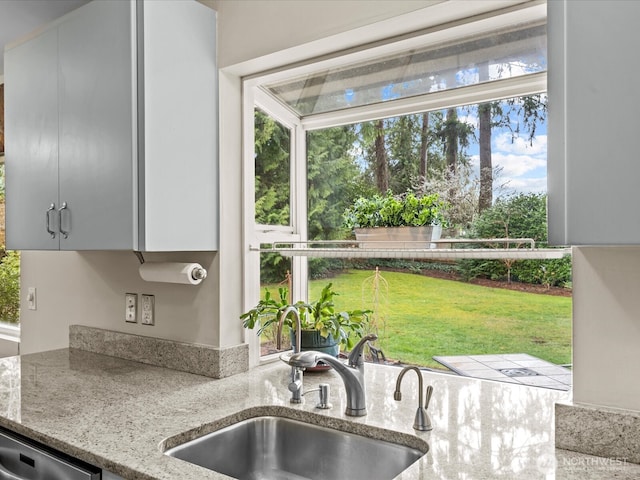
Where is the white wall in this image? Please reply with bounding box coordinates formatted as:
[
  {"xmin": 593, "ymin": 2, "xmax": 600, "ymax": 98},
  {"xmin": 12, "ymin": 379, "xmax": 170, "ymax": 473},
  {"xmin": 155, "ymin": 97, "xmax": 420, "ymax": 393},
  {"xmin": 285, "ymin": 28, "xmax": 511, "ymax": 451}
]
[
  {"xmin": 213, "ymin": 0, "xmax": 441, "ymax": 68},
  {"xmin": 211, "ymin": 0, "xmax": 530, "ymax": 72},
  {"xmin": 572, "ymin": 248, "xmax": 640, "ymax": 412},
  {"xmin": 19, "ymin": 251, "xmax": 219, "ymax": 353},
  {"xmin": 0, "ymin": 337, "xmax": 19, "ymax": 357}
]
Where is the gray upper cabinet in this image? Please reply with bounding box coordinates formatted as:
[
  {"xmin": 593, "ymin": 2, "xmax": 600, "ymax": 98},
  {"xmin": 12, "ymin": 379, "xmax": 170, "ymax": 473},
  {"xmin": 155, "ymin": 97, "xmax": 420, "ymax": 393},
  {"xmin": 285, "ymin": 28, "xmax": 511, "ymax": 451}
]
[
  {"xmin": 5, "ymin": 0, "xmax": 218, "ymax": 251},
  {"xmin": 4, "ymin": 28, "xmax": 60, "ymax": 250},
  {"xmin": 547, "ymin": 0, "xmax": 640, "ymax": 245}
]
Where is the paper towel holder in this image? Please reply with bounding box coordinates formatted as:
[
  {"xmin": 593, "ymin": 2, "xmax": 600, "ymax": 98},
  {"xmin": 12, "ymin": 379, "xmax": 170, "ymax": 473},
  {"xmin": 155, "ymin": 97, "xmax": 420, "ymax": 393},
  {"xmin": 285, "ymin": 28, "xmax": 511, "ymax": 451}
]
[
  {"xmin": 135, "ymin": 252, "xmax": 208, "ymax": 285},
  {"xmin": 134, "ymin": 251, "xmax": 146, "ymax": 264},
  {"xmin": 191, "ymin": 266, "xmax": 207, "ymax": 281}
]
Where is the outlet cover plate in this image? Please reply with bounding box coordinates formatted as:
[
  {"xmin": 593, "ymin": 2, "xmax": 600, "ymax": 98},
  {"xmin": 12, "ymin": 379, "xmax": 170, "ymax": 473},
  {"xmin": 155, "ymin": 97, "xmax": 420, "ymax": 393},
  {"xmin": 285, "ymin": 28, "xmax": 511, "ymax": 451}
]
[
  {"xmin": 141, "ymin": 294, "xmax": 155, "ymax": 325},
  {"xmin": 125, "ymin": 293, "xmax": 137, "ymax": 323}
]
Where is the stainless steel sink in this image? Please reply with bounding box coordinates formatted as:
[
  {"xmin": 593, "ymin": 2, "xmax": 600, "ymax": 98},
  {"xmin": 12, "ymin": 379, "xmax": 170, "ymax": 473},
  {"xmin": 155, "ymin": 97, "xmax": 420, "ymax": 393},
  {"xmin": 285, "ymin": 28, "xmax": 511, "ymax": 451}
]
[{"xmin": 164, "ymin": 415, "xmax": 427, "ymax": 480}]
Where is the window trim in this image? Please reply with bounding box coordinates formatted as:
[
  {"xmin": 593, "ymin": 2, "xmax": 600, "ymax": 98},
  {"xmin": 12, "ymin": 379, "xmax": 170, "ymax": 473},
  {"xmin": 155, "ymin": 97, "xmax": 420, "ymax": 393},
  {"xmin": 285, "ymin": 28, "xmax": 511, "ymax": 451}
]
[
  {"xmin": 300, "ymin": 72, "xmax": 546, "ymax": 131},
  {"xmin": 0, "ymin": 323, "xmax": 20, "ymax": 342}
]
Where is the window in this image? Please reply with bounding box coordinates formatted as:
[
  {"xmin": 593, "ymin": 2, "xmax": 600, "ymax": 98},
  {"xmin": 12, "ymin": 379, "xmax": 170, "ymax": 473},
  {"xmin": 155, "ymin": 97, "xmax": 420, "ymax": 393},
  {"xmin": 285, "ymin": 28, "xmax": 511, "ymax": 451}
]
[
  {"xmin": 243, "ymin": 3, "xmax": 569, "ymax": 376},
  {"xmin": 265, "ymin": 23, "xmax": 546, "ymax": 116},
  {"xmin": 254, "ymin": 108, "xmax": 291, "ymax": 227}
]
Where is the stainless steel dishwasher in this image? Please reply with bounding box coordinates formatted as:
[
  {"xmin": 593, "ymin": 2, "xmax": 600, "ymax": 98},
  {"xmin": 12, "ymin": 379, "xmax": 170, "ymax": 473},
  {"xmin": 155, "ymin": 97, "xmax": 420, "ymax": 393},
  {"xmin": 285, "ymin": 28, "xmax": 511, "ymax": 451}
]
[{"xmin": 0, "ymin": 427, "xmax": 111, "ymax": 480}]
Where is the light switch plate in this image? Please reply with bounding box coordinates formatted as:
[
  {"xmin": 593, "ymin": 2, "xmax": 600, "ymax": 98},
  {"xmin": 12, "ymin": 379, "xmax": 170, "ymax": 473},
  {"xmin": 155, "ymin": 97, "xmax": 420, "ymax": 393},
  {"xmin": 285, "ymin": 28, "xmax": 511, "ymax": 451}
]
[
  {"xmin": 125, "ymin": 293, "xmax": 137, "ymax": 323},
  {"xmin": 141, "ymin": 294, "xmax": 155, "ymax": 325},
  {"xmin": 27, "ymin": 287, "xmax": 37, "ymax": 311}
]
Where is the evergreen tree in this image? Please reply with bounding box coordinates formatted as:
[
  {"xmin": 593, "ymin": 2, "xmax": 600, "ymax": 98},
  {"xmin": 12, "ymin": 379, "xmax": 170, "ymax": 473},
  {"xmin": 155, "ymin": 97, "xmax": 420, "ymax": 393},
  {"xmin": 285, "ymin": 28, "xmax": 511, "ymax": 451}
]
[{"xmin": 254, "ymin": 109, "xmax": 291, "ymax": 226}]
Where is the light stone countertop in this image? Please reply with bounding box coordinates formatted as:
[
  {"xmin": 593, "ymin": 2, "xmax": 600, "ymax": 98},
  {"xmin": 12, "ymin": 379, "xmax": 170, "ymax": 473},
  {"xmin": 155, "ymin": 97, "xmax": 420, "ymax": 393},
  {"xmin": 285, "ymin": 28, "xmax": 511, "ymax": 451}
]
[{"xmin": 0, "ymin": 348, "xmax": 638, "ymax": 480}]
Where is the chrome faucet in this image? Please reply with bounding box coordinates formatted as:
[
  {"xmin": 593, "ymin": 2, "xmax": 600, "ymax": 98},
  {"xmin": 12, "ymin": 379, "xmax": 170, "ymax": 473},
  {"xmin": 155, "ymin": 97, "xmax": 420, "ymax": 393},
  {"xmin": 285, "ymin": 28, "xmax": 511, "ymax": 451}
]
[
  {"xmin": 393, "ymin": 366, "xmax": 433, "ymax": 431},
  {"xmin": 287, "ymin": 333, "xmax": 377, "ymax": 416},
  {"xmin": 277, "ymin": 306, "xmax": 304, "ymax": 403}
]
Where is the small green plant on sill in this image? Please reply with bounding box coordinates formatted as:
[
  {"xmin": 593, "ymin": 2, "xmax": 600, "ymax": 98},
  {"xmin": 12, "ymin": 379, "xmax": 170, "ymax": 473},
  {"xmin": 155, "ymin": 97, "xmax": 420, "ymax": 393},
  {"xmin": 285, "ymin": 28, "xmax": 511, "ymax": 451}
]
[
  {"xmin": 241, "ymin": 283, "xmax": 371, "ymax": 350},
  {"xmin": 343, "ymin": 190, "xmax": 448, "ymax": 229}
]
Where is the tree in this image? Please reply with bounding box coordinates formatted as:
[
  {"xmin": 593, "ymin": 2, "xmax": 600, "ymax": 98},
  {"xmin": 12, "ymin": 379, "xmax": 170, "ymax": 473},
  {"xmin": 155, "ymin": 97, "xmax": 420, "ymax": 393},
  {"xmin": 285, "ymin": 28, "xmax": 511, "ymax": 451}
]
[
  {"xmin": 254, "ymin": 109, "xmax": 291, "ymax": 226},
  {"xmin": 307, "ymin": 125, "xmax": 360, "ymax": 240},
  {"xmin": 478, "ymin": 102, "xmax": 493, "ymax": 211},
  {"xmin": 387, "ymin": 115, "xmax": 420, "ymax": 193},
  {"xmin": 477, "ymin": 60, "xmax": 493, "ymax": 212},
  {"xmin": 414, "ymin": 164, "xmax": 479, "ymax": 234},
  {"xmin": 476, "ymin": 94, "xmax": 548, "ymax": 214},
  {"xmin": 444, "ymin": 108, "xmax": 459, "ymax": 176},
  {"xmin": 374, "ymin": 119, "xmax": 389, "ymax": 193},
  {"xmin": 419, "ymin": 112, "xmax": 429, "ymax": 179}
]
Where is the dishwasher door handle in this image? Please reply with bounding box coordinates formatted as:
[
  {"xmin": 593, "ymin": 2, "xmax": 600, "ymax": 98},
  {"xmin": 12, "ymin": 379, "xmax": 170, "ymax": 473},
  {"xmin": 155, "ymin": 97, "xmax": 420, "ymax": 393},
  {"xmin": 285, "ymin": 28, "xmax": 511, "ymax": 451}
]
[{"xmin": 0, "ymin": 461, "xmax": 24, "ymax": 480}]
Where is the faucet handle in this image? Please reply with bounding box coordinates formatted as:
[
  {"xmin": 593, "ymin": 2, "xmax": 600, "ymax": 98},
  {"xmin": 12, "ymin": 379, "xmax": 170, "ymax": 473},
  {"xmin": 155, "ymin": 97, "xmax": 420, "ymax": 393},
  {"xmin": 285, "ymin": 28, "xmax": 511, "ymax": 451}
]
[
  {"xmin": 347, "ymin": 333, "xmax": 378, "ymax": 368},
  {"xmin": 424, "ymin": 385, "xmax": 433, "ymax": 409}
]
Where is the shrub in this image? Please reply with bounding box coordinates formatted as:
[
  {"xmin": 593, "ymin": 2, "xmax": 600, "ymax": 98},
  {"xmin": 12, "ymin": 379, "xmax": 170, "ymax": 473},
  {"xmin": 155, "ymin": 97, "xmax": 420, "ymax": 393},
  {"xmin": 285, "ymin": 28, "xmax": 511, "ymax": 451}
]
[
  {"xmin": 0, "ymin": 249, "xmax": 20, "ymax": 324},
  {"xmin": 458, "ymin": 193, "xmax": 572, "ymax": 287}
]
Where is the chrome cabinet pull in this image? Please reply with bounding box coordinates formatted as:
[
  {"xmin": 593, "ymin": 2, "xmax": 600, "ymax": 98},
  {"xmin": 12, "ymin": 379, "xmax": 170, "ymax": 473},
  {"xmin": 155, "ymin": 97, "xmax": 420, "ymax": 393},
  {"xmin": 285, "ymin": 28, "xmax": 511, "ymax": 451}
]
[
  {"xmin": 46, "ymin": 203, "xmax": 56, "ymax": 238},
  {"xmin": 58, "ymin": 202, "xmax": 69, "ymax": 239}
]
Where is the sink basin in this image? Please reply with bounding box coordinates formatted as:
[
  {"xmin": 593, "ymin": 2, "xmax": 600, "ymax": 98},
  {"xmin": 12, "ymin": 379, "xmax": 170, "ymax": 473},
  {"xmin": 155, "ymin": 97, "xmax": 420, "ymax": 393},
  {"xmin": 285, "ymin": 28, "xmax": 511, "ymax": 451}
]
[{"xmin": 164, "ymin": 415, "xmax": 427, "ymax": 480}]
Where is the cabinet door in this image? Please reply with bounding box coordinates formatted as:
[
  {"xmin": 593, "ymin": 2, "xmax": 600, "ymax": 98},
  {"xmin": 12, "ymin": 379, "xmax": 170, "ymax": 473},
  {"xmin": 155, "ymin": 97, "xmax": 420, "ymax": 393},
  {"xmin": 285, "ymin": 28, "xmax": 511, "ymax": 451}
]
[
  {"xmin": 4, "ymin": 29, "xmax": 60, "ymax": 250},
  {"xmin": 58, "ymin": 1, "xmax": 135, "ymax": 250},
  {"xmin": 139, "ymin": 0, "xmax": 218, "ymax": 251},
  {"xmin": 548, "ymin": 0, "xmax": 640, "ymax": 245}
]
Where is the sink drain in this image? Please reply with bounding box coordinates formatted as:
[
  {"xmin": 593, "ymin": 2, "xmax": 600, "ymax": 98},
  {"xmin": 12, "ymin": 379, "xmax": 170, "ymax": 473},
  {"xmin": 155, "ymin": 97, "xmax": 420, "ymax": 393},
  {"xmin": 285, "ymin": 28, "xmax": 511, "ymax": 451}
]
[{"xmin": 498, "ymin": 367, "xmax": 539, "ymax": 377}]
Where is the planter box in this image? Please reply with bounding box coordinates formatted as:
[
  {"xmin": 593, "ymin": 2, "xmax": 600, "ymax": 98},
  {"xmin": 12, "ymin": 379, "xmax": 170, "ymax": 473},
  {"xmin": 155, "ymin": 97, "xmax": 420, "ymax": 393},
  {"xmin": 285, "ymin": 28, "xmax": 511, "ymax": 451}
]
[{"xmin": 354, "ymin": 226, "xmax": 442, "ymax": 249}]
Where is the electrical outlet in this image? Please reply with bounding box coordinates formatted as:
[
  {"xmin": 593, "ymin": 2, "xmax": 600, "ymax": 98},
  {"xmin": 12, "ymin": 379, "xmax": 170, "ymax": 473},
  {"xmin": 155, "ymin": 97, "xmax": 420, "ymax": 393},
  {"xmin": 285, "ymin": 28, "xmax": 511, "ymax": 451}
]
[
  {"xmin": 125, "ymin": 293, "xmax": 137, "ymax": 323},
  {"xmin": 141, "ymin": 294, "xmax": 155, "ymax": 325}
]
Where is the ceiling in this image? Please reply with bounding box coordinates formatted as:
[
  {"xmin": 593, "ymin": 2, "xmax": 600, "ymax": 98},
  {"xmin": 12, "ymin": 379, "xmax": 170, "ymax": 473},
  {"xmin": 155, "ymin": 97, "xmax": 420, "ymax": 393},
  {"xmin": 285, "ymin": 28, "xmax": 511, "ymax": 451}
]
[{"xmin": 0, "ymin": 0, "xmax": 90, "ymax": 77}]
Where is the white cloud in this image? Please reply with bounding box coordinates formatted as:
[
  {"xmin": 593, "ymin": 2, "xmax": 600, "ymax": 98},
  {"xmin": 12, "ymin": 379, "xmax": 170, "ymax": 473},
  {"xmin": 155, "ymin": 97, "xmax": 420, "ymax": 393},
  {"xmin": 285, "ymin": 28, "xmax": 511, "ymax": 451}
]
[
  {"xmin": 500, "ymin": 176, "xmax": 547, "ymax": 194},
  {"xmin": 490, "ymin": 62, "xmax": 532, "ymax": 80},
  {"xmin": 494, "ymin": 132, "xmax": 547, "ymax": 156},
  {"xmin": 458, "ymin": 112, "xmax": 478, "ymax": 127},
  {"xmin": 492, "ymin": 152, "xmax": 546, "ymax": 177},
  {"xmin": 469, "ymin": 152, "xmax": 545, "ymax": 176},
  {"xmin": 469, "ymin": 149, "xmax": 547, "ymax": 195}
]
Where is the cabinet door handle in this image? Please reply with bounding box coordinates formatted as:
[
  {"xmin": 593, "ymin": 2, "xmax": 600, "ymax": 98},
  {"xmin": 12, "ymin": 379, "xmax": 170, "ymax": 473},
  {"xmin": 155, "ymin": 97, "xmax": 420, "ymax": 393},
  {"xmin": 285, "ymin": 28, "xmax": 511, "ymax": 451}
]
[
  {"xmin": 46, "ymin": 203, "xmax": 56, "ymax": 239},
  {"xmin": 58, "ymin": 202, "xmax": 70, "ymax": 239}
]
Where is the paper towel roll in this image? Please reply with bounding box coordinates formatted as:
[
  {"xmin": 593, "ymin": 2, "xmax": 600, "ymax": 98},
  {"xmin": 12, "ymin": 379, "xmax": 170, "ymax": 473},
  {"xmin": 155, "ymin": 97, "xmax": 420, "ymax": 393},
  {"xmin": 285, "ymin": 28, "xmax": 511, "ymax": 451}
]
[{"xmin": 139, "ymin": 262, "xmax": 207, "ymax": 285}]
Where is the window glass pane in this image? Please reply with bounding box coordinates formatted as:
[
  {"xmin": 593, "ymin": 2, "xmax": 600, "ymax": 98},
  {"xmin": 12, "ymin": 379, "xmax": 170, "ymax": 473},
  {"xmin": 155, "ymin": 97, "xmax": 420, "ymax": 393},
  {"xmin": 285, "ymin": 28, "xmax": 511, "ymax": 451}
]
[
  {"xmin": 266, "ymin": 23, "xmax": 546, "ymax": 116},
  {"xmin": 258, "ymin": 252, "xmax": 293, "ymax": 357},
  {"xmin": 254, "ymin": 108, "xmax": 291, "ymax": 226},
  {"xmin": 306, "ymin": 95, "xmax": 571, "ymax": 376}
]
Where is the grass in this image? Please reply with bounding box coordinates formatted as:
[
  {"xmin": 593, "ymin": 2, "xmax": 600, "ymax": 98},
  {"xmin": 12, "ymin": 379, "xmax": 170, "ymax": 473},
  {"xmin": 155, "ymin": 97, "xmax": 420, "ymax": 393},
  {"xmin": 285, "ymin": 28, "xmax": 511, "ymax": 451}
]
[{"xmin": 307, "ymin": 269, "xmax": 572, "ymax": 370}]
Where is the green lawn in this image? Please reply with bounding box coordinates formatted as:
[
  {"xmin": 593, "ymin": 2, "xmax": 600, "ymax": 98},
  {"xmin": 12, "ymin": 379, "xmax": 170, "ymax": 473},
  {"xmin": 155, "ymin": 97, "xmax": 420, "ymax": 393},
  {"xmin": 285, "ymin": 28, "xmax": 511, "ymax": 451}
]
[{"xmin": 308, "ymin": 270, "xmax": 572, "ymax": 370}]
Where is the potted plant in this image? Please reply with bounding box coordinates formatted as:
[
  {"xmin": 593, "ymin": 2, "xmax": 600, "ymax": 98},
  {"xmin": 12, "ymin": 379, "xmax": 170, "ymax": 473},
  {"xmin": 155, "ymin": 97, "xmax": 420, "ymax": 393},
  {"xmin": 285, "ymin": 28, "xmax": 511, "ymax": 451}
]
[
  {"xmin": 343, "ymin": 190, "xmax": 447, "ymax": 248},
  {"xmin": 241, "ymin": 282, "xmax": 371, "ymax": 356}
]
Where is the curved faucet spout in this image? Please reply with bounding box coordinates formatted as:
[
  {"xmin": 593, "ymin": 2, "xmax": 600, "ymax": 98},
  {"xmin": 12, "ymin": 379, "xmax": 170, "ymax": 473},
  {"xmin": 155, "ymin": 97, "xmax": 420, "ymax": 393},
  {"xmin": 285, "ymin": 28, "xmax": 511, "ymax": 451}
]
[
  {"xmin": 277, "ymin": 306, "xmax": 304, "ymax": 403},
  {"xmin": 393, "ymin": 366, "xmax": 424, "ymax": 404},
  {"xmin": 288, "ymin": 334, "xmax": 377, "ymax": 417},
  {"xmin": 394, "ymin": 366, "xmax": 432, "ymax": 431},
  {"xmin": 276, "ymin": 306, "xmax": 302, "ymax": 353}
]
